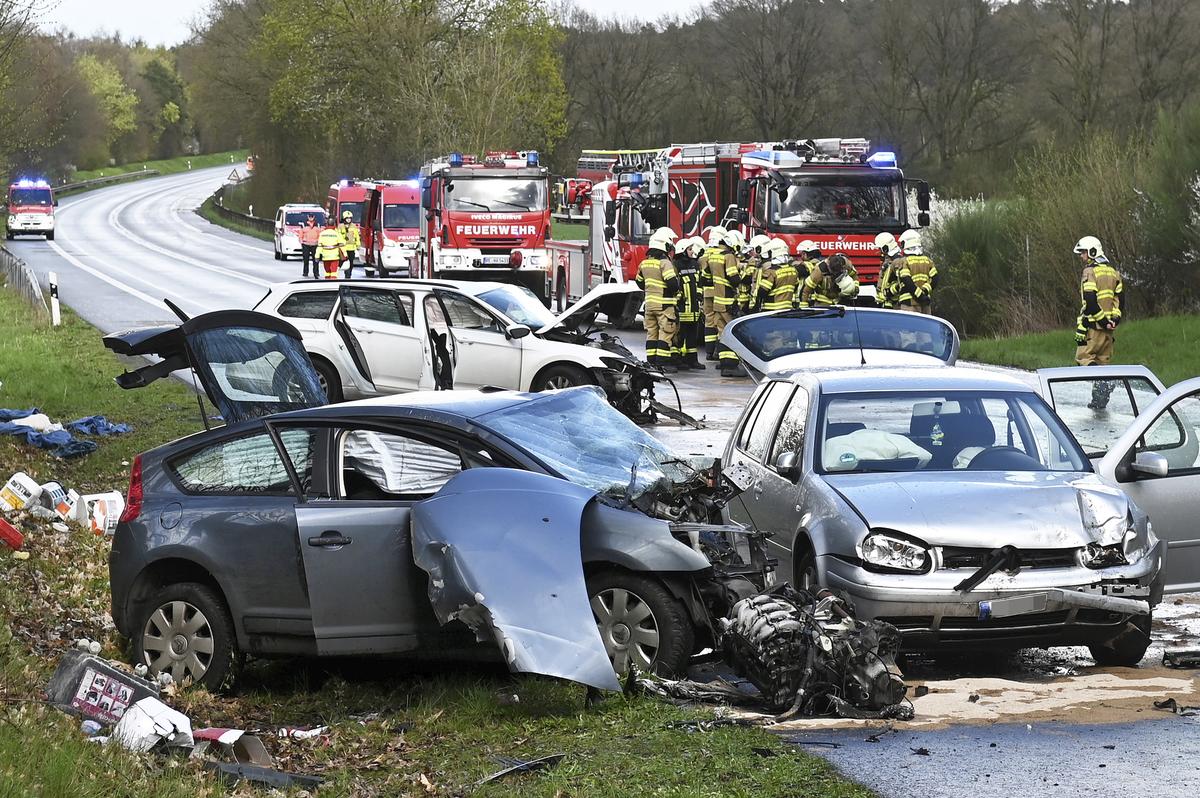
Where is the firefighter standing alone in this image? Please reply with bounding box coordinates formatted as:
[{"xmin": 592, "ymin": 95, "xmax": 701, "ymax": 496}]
[
  {"xmin": 674, "ymin": 237, "xmax": 706, "ymax": 370},
  {"xmin": 636, "ymin": 228, "xmax": 680, "ymax": 372},
  {"xmin": 1073, "ymin": 235, "xmax": 1124, "ymax": 408},
  {"xmin": 339, "ymin": 210, "xmax": 362, "ymax": 278},
  {"xmin": 316, "ymin": 217, "xmax": 347, "ymax": 280}
]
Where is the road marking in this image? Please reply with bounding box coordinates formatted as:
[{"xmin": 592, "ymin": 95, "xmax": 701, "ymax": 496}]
[{"xmin": 46, "ymin": 239, "xmax": 174, "ymax": 312}]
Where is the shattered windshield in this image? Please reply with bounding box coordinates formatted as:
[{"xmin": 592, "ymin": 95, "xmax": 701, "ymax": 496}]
[
  {"xmin": 477, "ymin": 284, "xmax": 559, "ymax": 328},
  {"xmin": 480, "ymin": 387, "xmax": 689, "ymax": 498},
  {"xmin": 771, "ymin": 174, "xmax": 901, "ymax": 229}
]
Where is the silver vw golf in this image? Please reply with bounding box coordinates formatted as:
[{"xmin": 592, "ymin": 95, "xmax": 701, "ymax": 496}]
[{"xmin": 723, "ymin": 366, "xmax": 1166, "ymax": 666}]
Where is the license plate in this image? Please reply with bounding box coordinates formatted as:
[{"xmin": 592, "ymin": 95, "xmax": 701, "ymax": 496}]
[{"xmin": 481, "ymin": 255, "xmax": 510, "ymax": 265}]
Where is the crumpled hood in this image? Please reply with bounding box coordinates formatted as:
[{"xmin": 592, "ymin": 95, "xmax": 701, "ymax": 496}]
[
  {"xmin": 538, "ymin": 283, "xmax": 643, "ymax": 335},
  {"xmin": 825, "ymin": 471, "xmax": 1131, "ymax": 549}
]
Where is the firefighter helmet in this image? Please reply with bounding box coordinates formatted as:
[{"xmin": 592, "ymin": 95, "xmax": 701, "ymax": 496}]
[
  {"xmin": 653, "ymin": 227, "xmax": 678, "ymax": 242},
  {"xmin": 898, "ymin": 229, "xmax": 923, "ymax": 255},
  {"xmin": 763, "ymin": 239, "xmax": 789, "ymax": 260},
  {"xmin": 874, "ymin": 232, "xmax": 899, "ymax": 257},
  {"xmin": 1073, "ymin": 235, "xmax": 1104, "ymax": 258},
  {"xmin": 648, "ymin": 229, "xmax": 674, "ymax": 252},
  {"xmin": 748, "ymin": 234, "xmax": 772, "ymax": 253},
  {"xmin": 705, "ymin": 225, "xmax": 727, "ymax": 245},
  {"xmin": 796, "ymin": 239, "xmax": 820, "ymax": 257},
  {"xmin": 684, "ymin": 237, "xmax": 705, "ymax": 257},
  {"xmin": 341, "ymin": 210, "xmax": 353, "ymax": 221},
  {"xmin": 724, "ymin": 229, "xmax": 745, "ymax": 250}
]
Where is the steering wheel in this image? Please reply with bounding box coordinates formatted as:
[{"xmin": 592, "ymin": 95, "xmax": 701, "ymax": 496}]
[{"xmin": 967, "ymin": 446, "xmax": 1042, "ymax": 470}]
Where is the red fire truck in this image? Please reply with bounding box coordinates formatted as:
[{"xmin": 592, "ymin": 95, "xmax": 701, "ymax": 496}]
[
  {"xmin": 418, "ymin": 151, "xmax": 554, "ymax": 303},
  {"xmin": 361, "ymin": 180, "xmax": 420, "ymax": 277},
  {"xmin": 592, "ymin": 139, "xmax": 930, "ymax": 300},
  {"xmin": 326, "ymin": 180, "xmax": 370, "ymax": 225},
  {"xmin": 5, "ymin": 179, "xmax": 56, "ymax": 240}
]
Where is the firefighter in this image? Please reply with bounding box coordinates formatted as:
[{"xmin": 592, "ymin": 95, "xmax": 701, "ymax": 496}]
[
  {"xmin": 1073, "ymin": 235, "xmax": 1124, "ymax": 410},
  {"xmin": 752, "ymin": 239, "xmax": 785, "ymax": 312},
  {"xmin": 701, "ymin": 226, "xmax": 727, "ymax": 361},
  {"xmin": 674, "ymin": 237, "xmax": 706, "ymax": 370},
  {"xmin": 799, "ymin": 252, "xmax": 859, "ymax": 307},
  {"xmin": 299, "ymin": 214, "xmax": 321, "ymax": 278},
  {"xmin": 896, "ymin": 229, "xmax": 938, "ymax": 313},
  {"xmin": 635, "ymin": 228, "xmax": 680, "ymax": 372},
  {"xmin": 739, "ymin": 234, "xmax": 770, "ymax": 315},
  {"xmin": 760, "ymin": 239, "xmax": 799, "ymax": 311},
  {"xmin": 316, "ymin": 217, "xmax": 347, "ymax": 280},
  {"xmin": 874, "ymin": 232, "xmax": 901, "ymax": 309},
  {"xmin": 794, "ymin": 240, "xmax": 824, "ymax": 304},
  {"xmin": 713, "ymin": 230, "xmax": 745, "ymax": 377},
  {"xmin": 339, "ymin": 210, "xmax": 362, "ymax": 278}
]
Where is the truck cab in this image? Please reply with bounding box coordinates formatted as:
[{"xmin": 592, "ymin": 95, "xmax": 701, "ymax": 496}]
[
  {"xmin": 419, "ymin": 151, "xmax": 553, "ymax": 303},
  {"xmin": 362, "ymin": 181, "xmax": 421, "ymax": 277},
  {"xmin": 327, "ymin": 180, "xmax": 369, "ymax": 227},
  {"xmin": 6, "ymin": 179, "xmax": 56, "ymax": 240}
]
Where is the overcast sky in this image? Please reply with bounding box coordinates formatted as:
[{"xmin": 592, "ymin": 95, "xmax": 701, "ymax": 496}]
[{"xmin": 38, "ymin": 0, "xmax": 703, "ymax": 46}]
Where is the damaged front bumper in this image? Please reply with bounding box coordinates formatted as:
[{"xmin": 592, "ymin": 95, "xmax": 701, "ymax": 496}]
[{"xmin": 823, "ymin": 539, "xmax": 1165, "ymax": 649}]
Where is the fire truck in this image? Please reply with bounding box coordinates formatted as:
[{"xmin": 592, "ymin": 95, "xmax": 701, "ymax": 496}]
[
  {"xmin": 327, "ymin": 179, "xmax": 369, "ymax": 224},
  {"xmin": 5, "ymin": 179, "xmax": 56, "ymax": 240},
  {"xmin": 592, "ymin": 139, "xmax": 930, "ymax": 299},
  {"xmin": 418, "ymin": 151, "xmax": 554, "ymax": 303},
  {"xmin": 360, "ymin": 180, "xmax": 420, "ymax": 277}
]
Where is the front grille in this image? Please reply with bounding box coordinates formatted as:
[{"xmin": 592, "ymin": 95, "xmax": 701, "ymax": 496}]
[
  {"xmin": 479, "ymin": 248, "xmax": 512, "ymax": 257},
  {"xmin": 465, "ymin": 236, "xmax": 525, "ymax": 248},
  {"xmin": 941, "ymin": 547, "xmax": 1078, "ymax": 570}
]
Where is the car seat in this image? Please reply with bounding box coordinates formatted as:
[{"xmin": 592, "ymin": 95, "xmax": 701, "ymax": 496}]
[{"xmin": 910, "ymin": 411, "xmax": 995, "ymax": 468}]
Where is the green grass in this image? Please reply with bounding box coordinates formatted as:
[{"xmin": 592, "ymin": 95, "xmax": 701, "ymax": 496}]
[
  {"xmin": 0, "ymin": 286, "xmax": 870, "ymax": 796},
  {"xmin": 961, "ymin": 314, "xmax": 1200, "ymax": 386},
  {"xmin": 67, "ymin": 150, "xmax": 249, "ymax": 188},
  {"xmin": 552, "ymin": 220, "xmax": 589, "ymax": 240},
  {"xmin": 198, "ymin": 192, "xmax": 273, "ymax": 242}
]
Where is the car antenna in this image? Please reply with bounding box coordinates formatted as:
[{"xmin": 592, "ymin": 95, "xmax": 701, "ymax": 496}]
[
  {"xmin": 849, "ymin": 305, "xmax": 866, "ymax": 365},
  {"xmin": 164, "ymin": 297, "xmax": 190, "ymax": 322}
]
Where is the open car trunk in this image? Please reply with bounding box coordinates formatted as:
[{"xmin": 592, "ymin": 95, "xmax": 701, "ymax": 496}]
[{"xmin": 102, "ymin": 309, "xmax": 326, "ymax": 423}]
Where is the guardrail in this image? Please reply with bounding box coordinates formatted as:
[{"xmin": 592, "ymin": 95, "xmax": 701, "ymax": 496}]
[
  {"xmin": 56, "ymin": 169, "xmax": 161, "ymax": 195},
  {"xmin": 0, "ymin": 244, "xmax": 49, "ymax": 319},
  {"xmin": 209, "ymin": 184, "xmax": 275, "ymax": 235}
]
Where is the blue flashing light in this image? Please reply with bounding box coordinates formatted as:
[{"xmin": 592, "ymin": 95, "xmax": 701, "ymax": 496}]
[
  {"xmin": 628, "ymin": 173, "xmax": 645, "ymax": 187},
  {"xmin": 449, "ymin": 152, "xmax": 464, "ymax": 168},
  {"xmin": 866, "ymin": 151, "xmax": 898, "ymax": 168},
  {"xmin": 15, "ymin": 179, "xmax": 50, "ymax": 189},
  {"xmin": 527, "ymin": 150, "xmax": 540, "ymax": 167}
]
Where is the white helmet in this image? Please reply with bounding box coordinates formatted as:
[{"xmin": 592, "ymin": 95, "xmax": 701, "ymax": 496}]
[
  {"xmin": 648, "ymin": 229, "xmax": 675, "ymax": 252},
  {"xmin": 704, "ymin": 225, "xmax": 727, "ymax": 245},
  {"xmin": 874, "ymin": 232, "xmax": 900, "ymax": 258},
  {"xmin": 763, "ymin": 239, "xmax": 790, "ymax": 260},
  {"xmin": 653, "ymin": 227, "xmax": 678, "ymax": 242},
  {"xmin": 897, "ymin": 229, "xmax": 922, "ymax": 255},
  {"xmin": 1073, "ymin": 235, "xmax": 1104, "ymax": 258},
  {"xmin": 748, "ymin": 234, "xmax": 772, "ymax": 253},
  {"xmin": 686, "ymin": 237, "xmax": 706, "ymax": 257},
  {"xmin": 723, "ymin": 229, "xmax": 745, "ymax": 250},
  {"xmin": 795, "ymin": 239, "xmax": 820, "ymax": 257}
]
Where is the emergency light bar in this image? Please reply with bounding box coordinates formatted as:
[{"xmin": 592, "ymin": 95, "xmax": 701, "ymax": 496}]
[
  {"xmin": 14, "ymin": 179, "xmax": 50, "ymax": 188},
  {"xmin": 449, "ymin": 152, "xmax": 464, "ymax": 167},
  {"xmin": 526, "ymin": 151, "xmax": 539, "ymax": 167},
  {"xmin": 866, "ymin": 151, "xmax": 898, "ymax": 168}
]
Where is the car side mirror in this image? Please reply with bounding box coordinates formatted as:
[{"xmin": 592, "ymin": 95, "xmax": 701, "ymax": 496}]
[
  {"xmin": 604, "ymin": 225, "xmax": 615, "ymax": 241},
  {"xmin": 773, "ymin": 451, "xmax": 801, "ymax": 481},
  {"xmin": 505, "ymin": 324, "xmax": 531, "ymax": 340},
  {"xmin": 1130, "ymin": 450, "xmax": 1169, "ymax": 478},
  {"xmin": 917, "ymin": 181, "xmax": 931, "ymax": 211}
]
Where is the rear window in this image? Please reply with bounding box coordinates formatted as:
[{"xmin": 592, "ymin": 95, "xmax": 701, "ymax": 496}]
[
  {"xmin": 278, "ymin": 291, "xmax": 337, "ymax": 320},
  {"xmin": 171, "ymin": 432, "xmax": 297, "ymax": 494},
  {"xmin": 285, "ymin": 211, "xmax": 325, "ymax": 226}
]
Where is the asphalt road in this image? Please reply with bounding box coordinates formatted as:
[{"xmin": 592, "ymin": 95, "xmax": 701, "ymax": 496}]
[{"xmin": 10, "ymin": 167, "xmax": 1200, "ymax": 797}]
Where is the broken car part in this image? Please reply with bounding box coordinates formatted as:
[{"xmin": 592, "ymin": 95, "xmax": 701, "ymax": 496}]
[
  {"xmin": 1163, "ymin": 646, "xmax": 1200, "ymax": 669},
  {"xmin": 477, "ymin": 754, "xmax": 566, "ymax": 786}
]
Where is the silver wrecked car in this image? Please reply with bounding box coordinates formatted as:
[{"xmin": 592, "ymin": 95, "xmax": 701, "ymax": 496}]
[{"xmin": 723, "ymin": 366, "xmax": 1166, "ymax": 666}]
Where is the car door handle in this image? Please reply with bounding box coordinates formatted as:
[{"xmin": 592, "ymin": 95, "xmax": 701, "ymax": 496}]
[{"xmin": 308, "ymin": 531, "xmax": 352, "ymax": 547}]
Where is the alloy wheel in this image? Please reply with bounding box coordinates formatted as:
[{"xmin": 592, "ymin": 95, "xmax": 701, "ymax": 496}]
[
  {"xmin": 545, "ymin": 375, "xmax": 574, "ymax": 390},
  {"xmin": 591, "ymin": 587, "xmax": 661, "ymax": 673},
  {"xmin": 140, "ymin": 599, "xmax": 215, "ymax": 684}
]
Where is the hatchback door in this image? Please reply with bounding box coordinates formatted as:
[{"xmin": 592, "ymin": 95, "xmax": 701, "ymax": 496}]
[
  {"xmin": 1036, "ymin": 366, "xmax": 1167, "ymax": 462},
  {"xmin": 1097, "ymin": 377, "xmax": 1200, "ymax": 593},
  {"xmin": 334, "ymin": 286, "xmax": 425, "ymax": 392}
]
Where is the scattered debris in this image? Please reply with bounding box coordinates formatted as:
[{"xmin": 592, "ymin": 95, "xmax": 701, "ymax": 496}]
[
  {"xmin": 80, "ymin": 720, "xmax": 103, "ymax": 736},
  {"xmin": 789, "ymin": 740, "xmax": 842, "ymax": 749},
  {"xmin": 968, "ymin": 693, "xmax": 981, "ymax": 703},
  {"xmin": 864, "ymin": 725, "xmax": 897, "ymax": 743},
  {"xmin": 751, "ymin": 747, "xmax": 779, "ymax": 757},
  {"xmin": 1163, "ymin": 646, "xmax": 1200, "ymax": 669},
  {"xmin": 204, "ymin": 762, "xmax": 323, "ymax": 790},
  {"xmin": 634, "ymin": 674, "xmax": 761, "ymax": 707},
  {"xmin": 110, "ymin": 696, "xmax": 193, "ymax": 752},
  {"xmin": 194, "ymin": 728, "xmax": 273, "ymax": 767},
  {"xmin": 11, "ymin": 550, "xmax": 28, "ymax": 561},
  {"xmin": 46, "ymin": 649, "xmax": 160, "ymax": 725},
  {"xmin": 0, "ymin": 518, "xmax": 24, "ymax": 550},
  {"xmin": 0, "ymin": 472, "xmax": 40, "ymax": 511},
  {"xmin": 720, "ymin": 585, "xmax": 909, "ymax": 720},
  {"xmin": 910, "ymin": 747, "xmax": 931, "ymax": 756},
  {"xmin": 914, "ymin": 685, "xmax": 930, "ymax": 698},
  {"xmin": 1153, "ymin": 697, "xmax": 1200, "ymax": 716},
  {"xmin": 277, "ymin": 725, "xmax": 329, "ymax": 740},
  {"xmin": 663, "ymin": 717, "xmax": 757, "ymax": 733},
  {"xmin": 1102, "ymin": 744, "xmax": 1116, "ymax": 750},
  {"xmin": 477, "ymin": 754, "xmax": 565, "ymax": 786}
]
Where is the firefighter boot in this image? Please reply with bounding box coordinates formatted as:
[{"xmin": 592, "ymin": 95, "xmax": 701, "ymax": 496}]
[
  {"xmin": 706, "ymin": 346, "xmax": 718, "ymax": 361},
  {"xmin": 1089, "ymin": 380, "xmax": 1114, "ymax": 411},
  {"xmin": 686, "ymin": 353, "xmax": 706, "ymax": 371}
]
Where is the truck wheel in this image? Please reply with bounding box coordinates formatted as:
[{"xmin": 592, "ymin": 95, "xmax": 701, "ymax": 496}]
[
  {"xmin": 533, "ymin": 364, "xmax": 590, "ymax": 392},
  {"xmin": 134, "ymin": 582, "xmax": 238, "ymax": 692},
  {"xmin": 587, "ymin": 569, "xmax": 693, "ymax": 678},
  {"xmin": 5, "ymin": 231, "xmax": 13, "ymax": 240},
  {"xmin": 45, "ymin": 231, "xmax": 54, "ymax": 241},
  {"xmin": 1089, "ymin": 614, "xmax": 1151, "ymax": 667}
]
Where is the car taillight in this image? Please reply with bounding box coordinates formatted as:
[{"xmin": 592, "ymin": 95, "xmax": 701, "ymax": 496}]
[
  {"xmin": 510, "ymin": 250, "xmax": 523, "ymax": 269},
  {"xmin": 119, "ymin": 455, "xmax": 143, "ymax": 523}
]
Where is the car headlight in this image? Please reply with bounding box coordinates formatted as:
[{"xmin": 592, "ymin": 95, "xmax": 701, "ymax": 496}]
[{"xmin": 860, "ymin": 532, "xmax": 930, "ymax": 573}]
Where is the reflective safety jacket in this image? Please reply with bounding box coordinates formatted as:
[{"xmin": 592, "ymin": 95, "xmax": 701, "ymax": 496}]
[
  {"xmin": 675, "ymin": 256, "xmax": 702, "ymax": 322},
  {"xmin": 877, "ymin": 256, "xmax": 899, "ymax": 308},
  {"xmin": 316, "ymin": 227, "xmax": 346, "ymax": 261},
  {"xmin": 762, "ymin": 259, "xmax": 800, "ymax": 311},
  {"xmin": 711, "ymin": 249, "xmax": 741, "ymax": 308},
  {"xmin": 339, "ymin": 222, "xmax": 361, "ymax": 250},
  {"xmin": 635, "ymin": 255, "xmax": 679, "ymax": 309},
  {"xmin": 299, "ymin": 224, "xmax": 322, "ymax": 246},
  {"xmin": 800, "ymin": 263, "xmax": 860, "ymax": 306},
  {"xmin": 1080, "ymin": 257, "xmax": 1123, "ymax": 328},
  {"xmin": 897, "ymin": 254, "xmax": 938, "ymax": 305},
  {"xmin": 701, "ymin": 246, "xmax": 723, "ymax": 299}
]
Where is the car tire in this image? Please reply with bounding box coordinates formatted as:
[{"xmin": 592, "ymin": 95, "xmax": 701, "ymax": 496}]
[
  {"xmin": 5, "ymin": 231, "xmax": 12, "ymax": 240},
  {"xmin": 533, "ymin": 364, "xmax": 591, "ymax": 392},
  {"xmin": 134, "ymin": 582, "xmax": 238, "ymax": 691},
  {"xmin": 312, "ymin": 356, "xmax": 343, "ymax": 403},
  {"xmin": 555, "ymin": 267, "xmax": 567, "ymax": 313},
  {"xmin": 586, "ymin": 569, "xmax": 693, "ymax": 678},
  {"xmin": 46, "ymin": 231, "xmax": 54, "ymax": 241},
  {"xmin": 1089, "ymin": 613, "xmax": 1151, "ymax": 667},
  {"xmin": 792, "ymin": 541, "xmax": 819, "ymax": 592}
]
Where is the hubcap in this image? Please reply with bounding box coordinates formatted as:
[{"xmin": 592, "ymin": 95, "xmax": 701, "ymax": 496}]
[
  {"xmin": 141, "ymin": 600, "xmax": 215, "ymax": 685},
  {"xmin": 591, "ymin": 587, "xmax": 660, "ymax": 673},
  {"xmin": 546, "ymin": 375, "xmax": 573, "ymax": 390},
  {"xmin": 316, "ymin": 370, "xmax": 329, "ymax": 398}
]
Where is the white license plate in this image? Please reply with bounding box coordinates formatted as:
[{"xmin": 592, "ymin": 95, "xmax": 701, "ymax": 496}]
[{"xmin": 481, "ymin": 255, "xmax": 510, "ymax": 265}]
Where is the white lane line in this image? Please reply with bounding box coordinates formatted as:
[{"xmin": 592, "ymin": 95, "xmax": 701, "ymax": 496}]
[
  {"xmin": 106, "ymin": 184, "xmax": 273, "ymax": 288},
  {"xmin": 172, "ymin": 195, "xmax": 273, "ymax": 254},
  {"xmin": 47, "ymin": 239, "xmax": 178, "ymax": 313}
]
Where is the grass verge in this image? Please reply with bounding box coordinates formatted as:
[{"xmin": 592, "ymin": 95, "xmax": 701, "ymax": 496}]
[
  {"xmin": 67, "ymin": 150, "xmax": 249, "ymax": 188},
  {"xmin": 198, "ymin": 193, "xmax": 273, "ymax": 242},
  {"xmin": 961, "ymin": 314, "xmax": 1200, "ymax": 386},
  {"xmin": 0, "ymin": 286, "xmax": 870, "ymax": 796},
  {"xmin": 552, "ymin": 220, "xmax": 589, "ymax": 240}
]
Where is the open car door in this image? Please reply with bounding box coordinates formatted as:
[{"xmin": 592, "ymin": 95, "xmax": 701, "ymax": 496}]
[
  {"xmin": 103, "ymin": 309, "xmax": 326, "ymax": 423},
  {"xmin": 720, "ymin": 307, "xmax": 959, "ymax": 382},
  {"xmin": 331, "ymin": 287, "xmax": 378, "ymax": 394},
  {"xmin": 1092, "ymin": 376, "xmax": 1200, "ymax": 593},
  {"xmin": 1036, "ymin": 365, "xmax": 1168, "ymax": 463}
]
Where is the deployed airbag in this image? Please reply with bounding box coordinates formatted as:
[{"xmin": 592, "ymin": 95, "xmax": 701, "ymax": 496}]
[{"xmin": 411, "ymin": 468, "xmax": 620, "ymax": 691}]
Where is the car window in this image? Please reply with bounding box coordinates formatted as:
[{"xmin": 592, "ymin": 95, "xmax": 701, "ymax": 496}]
[
  {"xmin": 339, "ymin": 429, "xmax": 463, "ymax": 499},
  {"xmin": 736, "ymin": 384, "xmax": 773, "ymax": 452},
  {"xmin": 397, "ymin": 293, "xmax": 414, "ymax": 323},
  {"xmin": 278, "ymin": 291, "xmax": 337, "ymax": 320},
  {"xmin": 1046, "ymin": 376, "xmax": 1158, "ymax": 458},
  {"xmin": 343, "ymin": 289, "xmax": 410, "ymax": 326},
  {"xmin": 171, "ymin": 432, "xmax": 294, "ymax": 494},
  {"xmin": 770, "ymin": 387, "xmax": 809, "ymax": 466},
  {"xmin": 277, "ymin": 428, "xmax": 318, "ymax": 493},
  {"xmin": 742, "ymin": 382, "xmax": 792, "ymax": 461},
  {"xmin": 1139, "ymin": 392, "xmax": 1200, "ymax": 472},
  {"xmin": 437, "ymin": 292, "xmax": 502, "ymax": 333}
]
